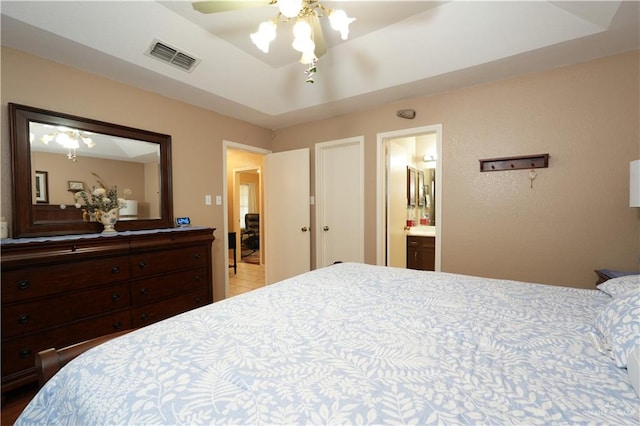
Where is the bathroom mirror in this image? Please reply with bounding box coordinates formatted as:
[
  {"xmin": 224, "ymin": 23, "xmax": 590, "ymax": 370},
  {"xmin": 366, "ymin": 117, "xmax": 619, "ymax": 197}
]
[{"xmin": 9, "ymin": 103, "xmax": 174, "ymax": 238}]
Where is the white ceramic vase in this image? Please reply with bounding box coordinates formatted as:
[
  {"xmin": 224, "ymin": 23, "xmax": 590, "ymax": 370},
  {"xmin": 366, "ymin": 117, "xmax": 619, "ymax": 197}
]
[{"xmin": 97, "ymin": 208, "xmax": 119, "ymax": 233}]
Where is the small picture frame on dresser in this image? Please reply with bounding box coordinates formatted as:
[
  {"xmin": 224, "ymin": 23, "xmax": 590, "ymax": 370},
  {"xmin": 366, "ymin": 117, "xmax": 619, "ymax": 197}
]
[{"xmin": 68, "ymin": 181, "xmax": 84, "ymax": 192}]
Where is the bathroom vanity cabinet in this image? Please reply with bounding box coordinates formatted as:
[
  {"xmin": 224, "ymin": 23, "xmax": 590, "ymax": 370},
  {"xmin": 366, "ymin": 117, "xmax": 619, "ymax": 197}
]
[{"xmin": 407, "ymin": 235, "xmax": 435, "ymax": 271}]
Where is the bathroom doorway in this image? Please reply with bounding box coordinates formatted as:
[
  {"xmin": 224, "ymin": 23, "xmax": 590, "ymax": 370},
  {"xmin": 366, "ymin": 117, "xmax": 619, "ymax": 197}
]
[{"xmin": 376, "ymin": 125, "xmax": 442, "ymax": 269}]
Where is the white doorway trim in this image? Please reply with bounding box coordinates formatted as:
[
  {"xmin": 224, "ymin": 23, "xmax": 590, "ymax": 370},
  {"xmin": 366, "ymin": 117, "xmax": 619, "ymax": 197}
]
[
  {"xmin": 222, "ymin": 140, "xmax": 271, "ymax": 299},
  {"xmin": 315, "ymin": 136, "xmax": 365, "ymax": 267},
  {"xmin": 375, "ymin": 125, "xmax": 443, "ymax": 269}
]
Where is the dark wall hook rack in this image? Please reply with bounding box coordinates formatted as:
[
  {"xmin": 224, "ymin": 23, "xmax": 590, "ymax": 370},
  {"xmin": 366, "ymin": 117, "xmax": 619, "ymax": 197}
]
[{"xmin": 479, "ymin": 153, "xmax": 549, "ymax": 172}]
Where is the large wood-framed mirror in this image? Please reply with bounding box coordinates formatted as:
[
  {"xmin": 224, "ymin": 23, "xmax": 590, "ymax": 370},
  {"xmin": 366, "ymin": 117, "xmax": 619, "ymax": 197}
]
[{"xmin": 9, "ymin": 103, "xmax": 174, "ymax": 238}]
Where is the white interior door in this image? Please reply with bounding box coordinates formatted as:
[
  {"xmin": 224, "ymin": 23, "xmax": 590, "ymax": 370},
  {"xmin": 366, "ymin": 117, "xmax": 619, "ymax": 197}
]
[
  {"xmin": 388, "ymin": 140, "xmax": 409, "ymax": 268},
  {"xmin": 316, "ymin": 138, "xmax": 364, "ymax": 267},
  {"xmin": 264, "ymin": 148, "xmax": 310, "ymax": 284}
]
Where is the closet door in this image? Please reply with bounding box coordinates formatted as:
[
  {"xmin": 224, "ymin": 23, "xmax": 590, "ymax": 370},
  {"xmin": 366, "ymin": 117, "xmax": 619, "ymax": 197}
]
[{"xmin": 315, "ymin": 137, "xmax": 364, "ymax": 267}]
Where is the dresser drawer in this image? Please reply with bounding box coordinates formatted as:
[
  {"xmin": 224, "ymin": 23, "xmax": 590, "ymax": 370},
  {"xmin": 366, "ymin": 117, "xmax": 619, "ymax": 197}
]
[
  {"xmin": 129, "ymin": 229, "xmax": 213, "ymax": 251},
  {"xmin": 2, "ymin": 256, "xmax": 130, "ymax": 303},
  {"xmin": 132, "ymin": 289, "xmax": 209, "ymax": 328},
  {"xmin": 0, "ymin": 238, "xmax": 129, "ymax": 268},
  {"xmin": 2, "ymin": 283, "xmax": 130, "ymax": 338},
  {"xmin": 131, "ymin": 267, "xmax": 208, "ymax": 306},
  {"xmin": 1, "ymin": 311, "xmax": 131, "ymax": 377},
  {"xmin": 130, "ymin": 246, "xmax": 208, "ymax": 278}
]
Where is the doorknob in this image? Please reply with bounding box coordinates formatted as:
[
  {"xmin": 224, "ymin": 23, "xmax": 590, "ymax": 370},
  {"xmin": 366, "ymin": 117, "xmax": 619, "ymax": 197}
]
[
  {"xmin": 323, "ymin": 226, "xmax": 329, "ymax": 231},
  {"xmin": 301, "ymin": 227, "xmax": 308, "ymax": 232}
]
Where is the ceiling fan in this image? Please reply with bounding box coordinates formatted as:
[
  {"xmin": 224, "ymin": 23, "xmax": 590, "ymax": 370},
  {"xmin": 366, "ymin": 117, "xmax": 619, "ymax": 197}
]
[{"xmin": 191, "ymin": 0, "xmax": 355, "ymax": 82}]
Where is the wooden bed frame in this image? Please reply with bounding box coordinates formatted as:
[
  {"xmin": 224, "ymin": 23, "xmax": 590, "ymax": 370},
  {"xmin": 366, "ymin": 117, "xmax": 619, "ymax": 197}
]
[{"xmin": 35, "ymin": 330, "xmax": 132, "ymax": 388}]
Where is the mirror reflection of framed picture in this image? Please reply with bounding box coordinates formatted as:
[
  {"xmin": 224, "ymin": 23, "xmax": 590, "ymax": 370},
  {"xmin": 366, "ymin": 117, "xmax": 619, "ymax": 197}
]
[
  {"xmin": 35, "ymin": 170, "xmax": 49, "ymax": 204},
  {"xmin": 407, "ymin": 166, "xmax": 416, "ymax": 207},
  {"xmin": 417, "ymin": 170, "xmax": 425, "ymax": 206}
]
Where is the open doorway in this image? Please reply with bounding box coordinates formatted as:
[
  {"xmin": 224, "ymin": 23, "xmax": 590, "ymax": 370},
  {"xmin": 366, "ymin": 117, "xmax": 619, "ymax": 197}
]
[
  {"xmin": 376, "ymin": 125, "xmax": 442, "ymax": 270},
  {"xmin": 223, "ymin": 141, "xmax": 270, "ymax": 298},
  {"xmin": 235, "ymin": 168, "xmax": 261, "ymax": 265}
]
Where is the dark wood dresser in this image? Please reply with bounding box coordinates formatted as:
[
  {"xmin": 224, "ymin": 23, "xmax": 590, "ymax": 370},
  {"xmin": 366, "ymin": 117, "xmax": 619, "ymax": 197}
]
[{"xmin": 1, "ymin": 227, "xmax": 215, "ymax": 394}]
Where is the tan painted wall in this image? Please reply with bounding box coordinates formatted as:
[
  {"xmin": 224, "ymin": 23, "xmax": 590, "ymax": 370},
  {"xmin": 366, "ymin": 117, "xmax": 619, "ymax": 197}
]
[
  {"xmin": 2, "ymin": 46, "xmax": 638, "ymax": 292},
  {"xmin": 272, "ymin": 50, "xmax": 640, "ymax": 288},
  {"xmin": 1, "ymin": 47, "xmax": 273, "ymax": 301}
]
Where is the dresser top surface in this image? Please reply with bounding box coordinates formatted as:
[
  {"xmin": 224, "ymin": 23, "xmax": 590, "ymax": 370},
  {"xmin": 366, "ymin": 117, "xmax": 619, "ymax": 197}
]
[{"xmin": 1, "ymin": 227, "xmax": 213, "ymax": 246}]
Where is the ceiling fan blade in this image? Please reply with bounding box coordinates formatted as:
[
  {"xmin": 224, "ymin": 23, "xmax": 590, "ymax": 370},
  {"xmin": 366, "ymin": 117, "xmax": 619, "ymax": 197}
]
[
  {"xmin": 311, "ymin": 15, "xmax": 327, "ymax": 58},
  {"xmin": 192, "ymin": 1, "xmax": 271, "ymax": 14}
]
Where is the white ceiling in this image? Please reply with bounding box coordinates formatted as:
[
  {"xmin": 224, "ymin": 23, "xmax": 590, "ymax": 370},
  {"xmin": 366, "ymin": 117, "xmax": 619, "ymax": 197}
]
[{"xmin": 1, "ymin": 1, "xmax": 638, "ymax": 130}]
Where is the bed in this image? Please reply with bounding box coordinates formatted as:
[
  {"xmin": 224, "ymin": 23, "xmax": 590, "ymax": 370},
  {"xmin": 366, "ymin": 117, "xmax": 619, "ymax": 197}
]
[{"xmin": 16, "ymin": 263, "xmax": 639, "ymax": 425}]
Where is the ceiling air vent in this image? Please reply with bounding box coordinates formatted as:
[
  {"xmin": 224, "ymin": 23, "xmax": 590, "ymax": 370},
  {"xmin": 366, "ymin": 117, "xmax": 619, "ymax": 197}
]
[{"xmin": 145, "ymin": 39, "xmax": 200, "ymax": 72}]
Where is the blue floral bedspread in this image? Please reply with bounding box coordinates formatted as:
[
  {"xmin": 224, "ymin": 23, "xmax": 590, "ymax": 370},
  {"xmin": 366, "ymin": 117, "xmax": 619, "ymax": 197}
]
[{"xmin": 16, "ymin": 263, "xmax": 639, "ymax": 425}]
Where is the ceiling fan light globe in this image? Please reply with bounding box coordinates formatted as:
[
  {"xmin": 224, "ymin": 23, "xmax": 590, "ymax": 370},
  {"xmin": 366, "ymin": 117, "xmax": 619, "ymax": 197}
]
[
  {"xmin": 82, "ymin": 137, "xmax": 95, "ymax": 148},
  {"xmin": 292, "ymin": 19, "xmax": 312, "ymax": 39},
  {"xmin": 251, "ymin": 21, "xmax": 277, "ymax": 53},
  {"xmin": 329, "ymin": 9, "xmax": 355, "ymax": 40},
  {"xmin": 278, "ymin": 0, "xmax": 303, "ymax": 18},
  {"xmin": 56, "ymin": 133, "xmax": 79, "ymax": 149},
  {"xmin": 250, "ymin": 33, "xmax": 270, "ymax": 53},
  {"xmin": 292, "ymin": 36, "xmax": 314, "ymax": 53}
]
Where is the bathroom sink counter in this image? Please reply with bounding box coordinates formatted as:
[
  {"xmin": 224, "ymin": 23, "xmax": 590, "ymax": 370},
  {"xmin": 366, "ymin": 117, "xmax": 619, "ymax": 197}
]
[{"xmin": 406, "ymin": 226, "xmax": 436, "ymax": 237}]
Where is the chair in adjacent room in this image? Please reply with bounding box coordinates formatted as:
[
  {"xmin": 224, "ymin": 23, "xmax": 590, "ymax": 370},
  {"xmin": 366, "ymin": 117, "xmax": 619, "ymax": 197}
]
[{"xmin": 241, "ymin": 213, "xmax": 260, "ymax": 255}]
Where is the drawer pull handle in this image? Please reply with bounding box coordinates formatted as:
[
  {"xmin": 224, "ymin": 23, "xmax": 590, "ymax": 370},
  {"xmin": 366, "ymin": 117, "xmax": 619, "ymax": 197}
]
[
  {"xmin": 111, "ymin": 266, "xmax": 120, "ymax": 274},
  {"xmin": 71, "ymin": 245, "xmax": 78, "ymax": 252},
  {"xmin": 140, "ymin": 313, "xmax": 148, "ymax": 321},
  {"xmin": 17, "ymin": 280, "xmax": 30, "ymax": 290},
  {"xmin": 140, "ymin": 288, "xmax": 149, "ymax": 295},
  {"xmin": 195, "ymin": 297, "xmax": 202, "ymax": 303},
  {"xmin": 19, "ymin": 349, "xmax": 32, "ymax": 359},
  {"xmin": 139, "ymin": 261, "xmax": 146, "ymax": 269},
  {"xmin": 195, "ymin": 275, "xmax": 200, "ymax": 281},
  {"xmin": 111, "ymin": 293, "xmax": 121, "ymax": 302},
  {"xmin": 193, "ymin": 253, "xmax": 201, "ymax": 259},
  {"xmin": 18, "ymin": 314, "xmax": 30, "ymax": 324},
  {"xmin": 112, "ymin": 321, "xmax": 122, "ymax": 330}
]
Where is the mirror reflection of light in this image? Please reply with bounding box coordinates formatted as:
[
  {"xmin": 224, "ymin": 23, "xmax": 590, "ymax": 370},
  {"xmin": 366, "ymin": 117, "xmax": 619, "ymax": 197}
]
[{"xmin": 40, "ymin": 127, "xmax": 95, "ymax": 162}]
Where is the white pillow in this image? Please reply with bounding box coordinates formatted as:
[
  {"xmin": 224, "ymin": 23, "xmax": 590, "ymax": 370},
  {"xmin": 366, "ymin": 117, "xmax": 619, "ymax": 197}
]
[
  {"xmin": 594, "ymin": 288, "xmax": 640, "ymax": 368},
  {"xmin": 597, "ymin": 275, "xmax": 640, "ymax": 297}
]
